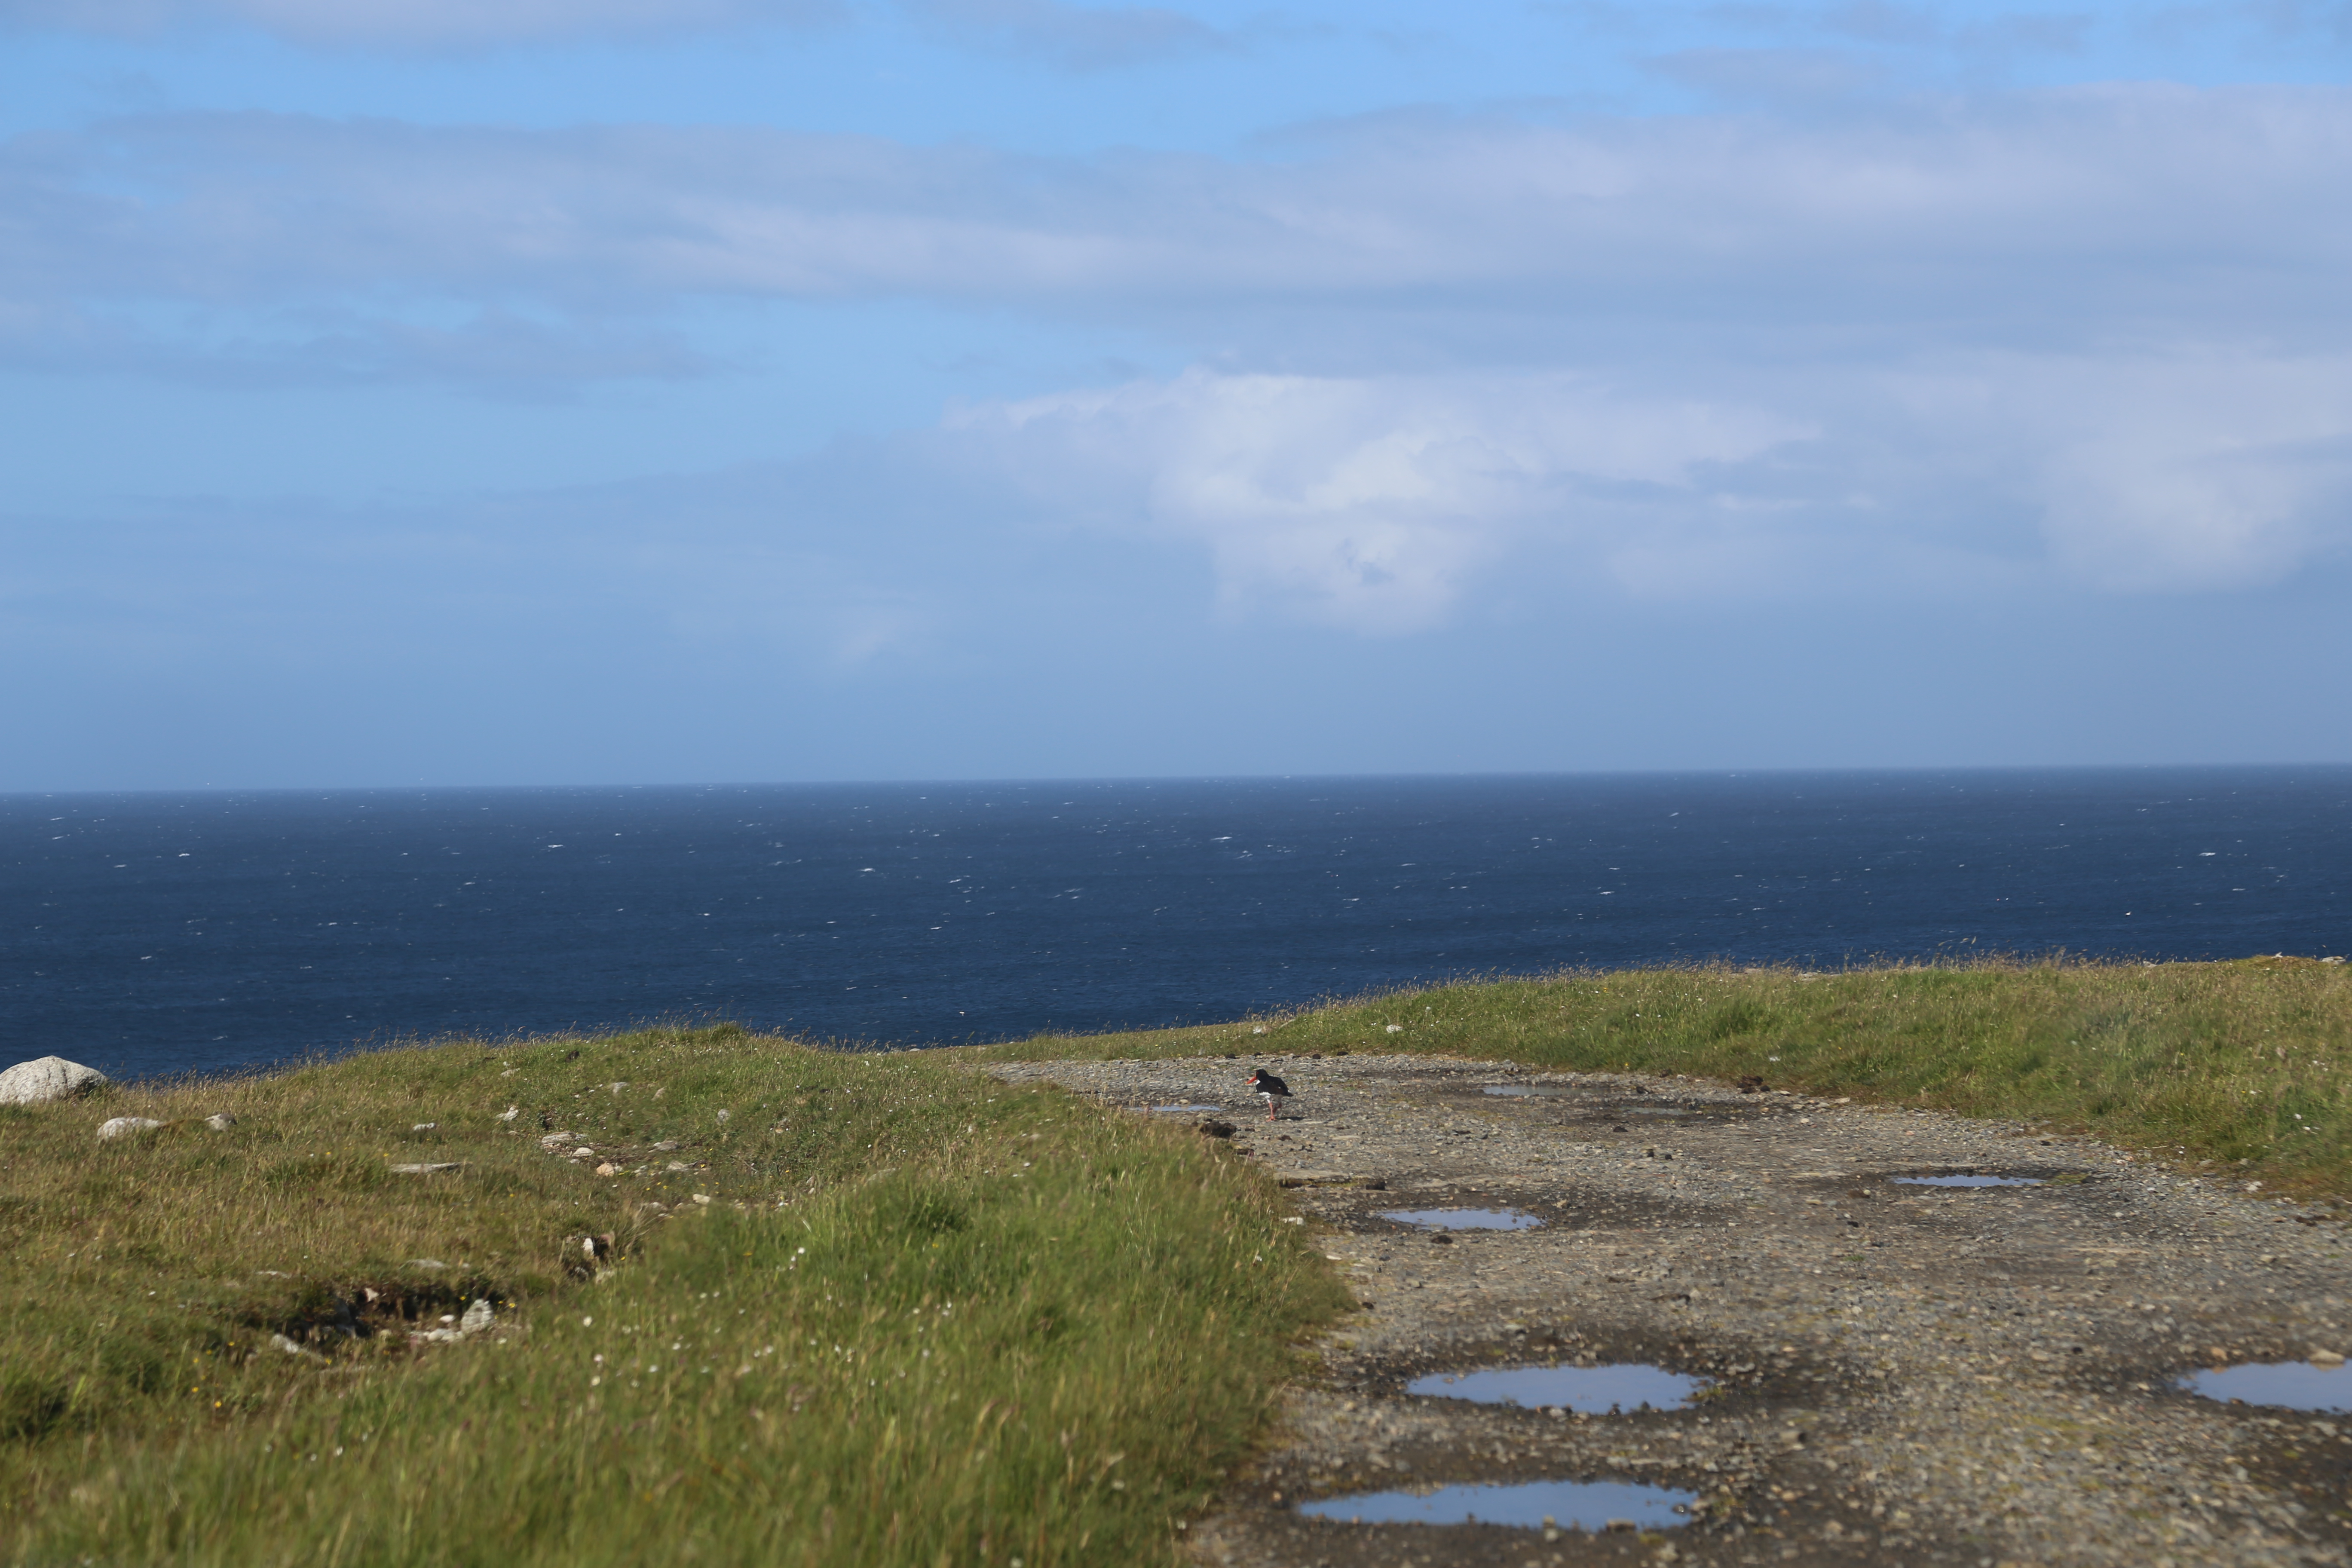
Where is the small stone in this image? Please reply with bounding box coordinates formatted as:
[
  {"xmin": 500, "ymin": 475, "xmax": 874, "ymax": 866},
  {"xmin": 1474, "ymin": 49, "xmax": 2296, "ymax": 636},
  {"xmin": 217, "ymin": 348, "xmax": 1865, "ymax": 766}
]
[
  {"xmin": 2313, "ymin": 1349, "xmax": 2346, "ymax": 1367},
  {"xmin": 0, "ymin": 1056, "xmax": 109, "ymax": 1105},
  {"xmin": 203, "ymin": 1112, "xmax": 236, "ymax": 1131},
  {"xmin": 270, "ymin": 1332, "xmax": 325, "ymax": 1361},
  {"xmin": 496, "ymin": 1105, "xmax": 520, "ymax": 1121},
  {"xmin": 651, "ymin": 1140, "xmax": 680, "ymax": 1151},
  {"xmin": 666, "ymin": 1161, "xmax": 690, "ymax": 1173},
  {"xmin": 692, "ymin": 1193, "xmax": 712, "ymax": 1205},
  {"xmin": 714, "ymin": 1109, "xmax": 730, "ymax": 1123},
  {"xmin": 1385, "ymin": 1024, "xmax": 1404, "ymax": 1033},
  {"xmin": 595, "ymin": 1161, "xmax": 620, "ymax": 1176},
  {"xmin": 572, "ymin": 1147, "xmax": 594, "ymax": 1158},
  {"xmin": 390, "ymin": 1161, "xmax": 464, "ymax": 1174},
  {"xmin": 412, "ymin": 1122, "xmax": 437, "ymax": 1132},
  {"xmin": 608, "ymin": 1082, "xmax": 629, "ymax": 1094},
  {"xmin": 97, "ymin": 1116, "xmax": 164, "ymax": 1140},
  {"xmin": 459, "ymin": 1298, "xmax": 493, "ymax": 1335}
]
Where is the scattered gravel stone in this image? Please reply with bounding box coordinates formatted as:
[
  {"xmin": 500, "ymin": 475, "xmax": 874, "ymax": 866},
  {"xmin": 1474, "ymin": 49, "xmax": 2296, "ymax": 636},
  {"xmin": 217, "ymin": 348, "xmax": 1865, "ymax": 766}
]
[
  {"xmin": 989, "ymin": 1052, "xmax": 2352, "ymax": 1568},
  {"xmin": 389, "ymin": 1161, "xmax": 465, "ymax": 1174}
]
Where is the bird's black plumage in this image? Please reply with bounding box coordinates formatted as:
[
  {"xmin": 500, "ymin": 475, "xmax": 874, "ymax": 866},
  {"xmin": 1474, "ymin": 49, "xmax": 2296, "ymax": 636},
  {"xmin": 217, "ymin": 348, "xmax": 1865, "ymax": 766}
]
[{"xmin": 1246, "ymin": 1068, "xmax": 1291, "ymax": 1120}]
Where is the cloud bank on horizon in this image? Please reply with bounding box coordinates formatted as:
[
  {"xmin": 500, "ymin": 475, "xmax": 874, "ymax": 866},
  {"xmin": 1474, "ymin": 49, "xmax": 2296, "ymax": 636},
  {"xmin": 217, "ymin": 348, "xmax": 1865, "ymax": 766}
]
[{"xmin": 3, "ymin": 0, "xmax": 2349, "ymax": 787}]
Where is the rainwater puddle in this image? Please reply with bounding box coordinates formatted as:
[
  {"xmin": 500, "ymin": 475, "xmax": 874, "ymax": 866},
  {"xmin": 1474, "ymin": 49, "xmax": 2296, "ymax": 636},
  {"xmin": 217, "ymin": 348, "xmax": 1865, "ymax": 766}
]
[
  {"xmin": 1895, "ymin": 1174, "xmax": 2044, "ymax": 1188},
  {"xmin": 1379, "ymin": 1208, "xmax": 1543, "ymax": 1231},
  {"xmin": 1150, "ymin": 1104, "xmax": 1224, "ymax": 1114},
  {"xmin": 1407, "ymin": 1363, "xmax": 1706, "ymax": 1412},
  {"xmin": 2180, "ymin": 1361, "xmax": 2352, "ymax": 1412},
  {"xmin": 1483, "ymin": 1085, "xmax": 1581, "ymax": 1098},
  {"xmin": 1622, "ymin": 1107, "xmax": 1694, "ymax": 1118},
  {"xmin": 1297, "ymin": 1478, "xmax": 1695, "ymax": 1530}
]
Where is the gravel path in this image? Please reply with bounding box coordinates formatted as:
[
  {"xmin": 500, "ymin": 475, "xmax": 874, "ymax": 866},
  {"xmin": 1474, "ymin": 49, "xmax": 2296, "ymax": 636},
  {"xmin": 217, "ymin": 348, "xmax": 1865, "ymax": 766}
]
[{"xmin": 985, "ymin": 1052, "xmax": 2352, "ymax": 1568}]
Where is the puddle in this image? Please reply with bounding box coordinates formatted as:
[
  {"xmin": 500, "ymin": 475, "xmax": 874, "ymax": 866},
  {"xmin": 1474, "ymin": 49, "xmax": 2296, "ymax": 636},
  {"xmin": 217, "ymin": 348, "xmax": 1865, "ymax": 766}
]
[
  {"xmin": 2180, "ymin": 1361, "xmax": 2352, "ymax": 1413},
  {"xmin": 1151, "ymin": 1104, "xmax": 1225, "ymax": 1114},
  {"xmin": 1894, "ymin": 1174, "xmax": 2045, "ymax": 1188},
  {"xmin": 1622, "ymin": 1107, "xmax": 1694, "ymax": 1117},
  {"xmin": 1297, "ymin": 1478, "xmax": 1696, "ymax": 1530},
  {"xmin": 1484, "ymin": 1085, "xmax": 1538, "ymax": 1096},
  {"xmin": 1379, "ymin": 1208, "xmax": 1544, "ymax": 1231},
  {"xmin": 1407, "ymin": 1363, "xmax": 1706, "ymax": 1413}
]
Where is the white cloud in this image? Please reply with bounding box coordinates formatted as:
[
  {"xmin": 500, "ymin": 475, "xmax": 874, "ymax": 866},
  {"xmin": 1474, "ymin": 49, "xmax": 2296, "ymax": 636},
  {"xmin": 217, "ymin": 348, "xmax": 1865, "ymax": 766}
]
[
  {"xmin": 923, "ymin": 353, "xmax": 2352, "ymax": 622},
  {"xmin": 9, "ymin": 86, "xmax": 2352, "ymax": 611},
  {"xmin": 12, "ymin": 87, "xmax": 2352, "ymax": 327},
  {"xmin": 940, "ymin": 368, "xmax": 1806, "ymax": 629}
]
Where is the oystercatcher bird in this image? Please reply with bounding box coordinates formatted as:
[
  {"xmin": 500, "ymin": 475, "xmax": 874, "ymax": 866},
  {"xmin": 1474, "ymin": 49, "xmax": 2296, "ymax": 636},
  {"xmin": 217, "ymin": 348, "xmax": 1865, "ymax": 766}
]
[{"xmin": 1245, "ymin": 1068, "xmax": 1291, "ymax": 1121}]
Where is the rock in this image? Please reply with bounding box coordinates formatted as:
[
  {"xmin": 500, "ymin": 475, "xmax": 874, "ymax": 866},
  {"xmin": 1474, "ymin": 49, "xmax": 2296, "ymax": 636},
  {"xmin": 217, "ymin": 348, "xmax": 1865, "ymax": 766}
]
[
  {"xmin": 594, "ymin": 1161, "xmax": 619, "ymax": 1176},
  {"xmin": 407, "ymin": 1259, "xmax": 448, "ymax": 1270},
  {"xmin": 459, "ymin": 1298, "xmax": 493, "ymax": 1335},
  {"xmin": 496, "ymin": 1105, "xmax": 520, "ymax": 1122},
  {"xmin": 651, "ymin": 1139, "xmax": 680, "ymax": 1151},
  {"xmin": 665, "ymin": 1161, "xmax": 690, "ymax": 1172},
  {"xmin": 203, "ymin": 1112, "xmax": 236, "ymax": 1130},
  {"xmin": 390, "ymin": 1162, "xmax": 465, "ymax": 1174},
  {"xmin": 0, "ymin": 1056, "xmax": 109, "ymax": 1105},
  {"xmin": 1197, "ymin": 1119, "xmax": 1237, "ymax": 1138},
  {"xmin": 411, "ymin": 1122, "xmax": 437, "ymax": 1132},
  {"xmin": 571, "ymin": 1146, "xmax": 594, "ymax": 1158},
  {"xmin": 2313, "ymin": 1349, "xmax": 2346, "ymax": 1366},
  {"xmin": 270, "ymin": 1332, "xmax": 327, "ymax": 1361},
  {"xmin": 97, "ymin": 1116, "xmax": 164, "ymax": 1140}
]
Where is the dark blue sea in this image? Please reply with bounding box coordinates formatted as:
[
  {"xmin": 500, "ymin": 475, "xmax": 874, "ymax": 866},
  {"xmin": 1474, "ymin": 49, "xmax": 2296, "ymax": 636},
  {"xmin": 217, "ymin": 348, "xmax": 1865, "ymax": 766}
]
[{"xmin": 4, "ymin": 769, "xmax": 2346, "ymax": 1082}]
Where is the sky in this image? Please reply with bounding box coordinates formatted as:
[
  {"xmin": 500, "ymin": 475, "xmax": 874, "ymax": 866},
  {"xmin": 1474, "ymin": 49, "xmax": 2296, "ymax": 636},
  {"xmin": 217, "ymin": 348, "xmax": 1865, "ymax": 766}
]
[{"xmin": 4, "ymin": 0, "xmax": 2351, "ymax": 790}]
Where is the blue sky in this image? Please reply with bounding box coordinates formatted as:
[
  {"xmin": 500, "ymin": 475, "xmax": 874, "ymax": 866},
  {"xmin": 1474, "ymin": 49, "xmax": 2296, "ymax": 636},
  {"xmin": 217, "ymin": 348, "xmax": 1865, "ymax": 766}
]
[{"xmin": 5, "ymin": 0, "xmax": 2351, "ymax": 789}]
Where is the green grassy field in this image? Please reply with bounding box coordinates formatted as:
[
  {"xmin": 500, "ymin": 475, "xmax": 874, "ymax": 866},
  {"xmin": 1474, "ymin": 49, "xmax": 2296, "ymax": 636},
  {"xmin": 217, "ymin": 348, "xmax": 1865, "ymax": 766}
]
[
  {"xmin": 0, "ymin": 1026, "xmax": 1348, "ymax": 1567},
  {"xmin": 6, "ymin": 956, "xmax": 2350, "ymax": 1566},
  {"xmin": 969, "ymin": 956, "xmax": 2352, "ymax": 1197}
]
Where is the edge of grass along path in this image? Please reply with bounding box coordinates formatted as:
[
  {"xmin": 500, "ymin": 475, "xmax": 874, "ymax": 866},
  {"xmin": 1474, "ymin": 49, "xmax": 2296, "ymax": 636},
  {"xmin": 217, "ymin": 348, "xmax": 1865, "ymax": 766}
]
[
  {"xmin": 1, "ymin": 1026, "xmax": 1350, "ymax": 1568},
  {"xmin": 963, "ymin": 955, "xmax": 2352, "ymax": 1200}
]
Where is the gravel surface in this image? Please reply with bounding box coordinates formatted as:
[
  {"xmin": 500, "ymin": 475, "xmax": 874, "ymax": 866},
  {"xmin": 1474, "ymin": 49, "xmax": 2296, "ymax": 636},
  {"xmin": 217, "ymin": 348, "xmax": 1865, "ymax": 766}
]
[{"xmin": 985, "ymin": 1051, "xmax": 2352, "ymax": 1568}]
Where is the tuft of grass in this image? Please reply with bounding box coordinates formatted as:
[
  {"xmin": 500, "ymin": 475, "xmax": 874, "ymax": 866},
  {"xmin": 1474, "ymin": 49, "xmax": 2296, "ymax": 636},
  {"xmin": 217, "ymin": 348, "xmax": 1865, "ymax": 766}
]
[
  {"xmin": 963, "ymin": 956, "xmax": 2352, "ymax": 1196},
  {"xmin": 2, "ymin": 1028, "xmax": 1347, "ymax": 1567}
]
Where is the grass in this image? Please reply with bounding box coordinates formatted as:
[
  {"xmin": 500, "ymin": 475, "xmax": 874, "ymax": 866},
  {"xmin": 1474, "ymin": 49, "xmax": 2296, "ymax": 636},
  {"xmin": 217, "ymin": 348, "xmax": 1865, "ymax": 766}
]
[
  {"xmin": 965, "ymin": 955, "xmax": 2352, "ymax": 1197},
  {"xmin": 0, "ymin": 1025, "xmax": 1349, "ymax": 1567},
  {"xmin": 11, "ymin": 955, "xmax": 2352, "ymax": 1565}
]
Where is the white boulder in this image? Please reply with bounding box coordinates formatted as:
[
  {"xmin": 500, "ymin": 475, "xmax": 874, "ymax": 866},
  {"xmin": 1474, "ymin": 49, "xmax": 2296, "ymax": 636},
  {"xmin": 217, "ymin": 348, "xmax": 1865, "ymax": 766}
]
[
  {"xmin": 0, "ymin": 1056, "xmax": 109, "ymax": 1105},
  {"xmin": 97, "ymin": 1117, "xmax": 165, "ymax": 1140}
]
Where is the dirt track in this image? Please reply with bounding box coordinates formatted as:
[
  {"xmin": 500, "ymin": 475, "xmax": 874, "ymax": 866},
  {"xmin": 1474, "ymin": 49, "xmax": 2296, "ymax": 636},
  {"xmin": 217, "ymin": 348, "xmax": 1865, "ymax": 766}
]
[{"xmin": 985, "ymin": 1052, "xmax": 2352, "ymax": 1568}]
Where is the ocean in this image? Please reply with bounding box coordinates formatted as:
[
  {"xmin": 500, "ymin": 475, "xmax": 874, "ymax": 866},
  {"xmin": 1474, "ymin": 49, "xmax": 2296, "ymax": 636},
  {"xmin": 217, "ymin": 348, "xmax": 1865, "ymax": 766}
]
[{"xmin": 4, "ymin": 768, "xmax": 2346, "ymax": 1081}]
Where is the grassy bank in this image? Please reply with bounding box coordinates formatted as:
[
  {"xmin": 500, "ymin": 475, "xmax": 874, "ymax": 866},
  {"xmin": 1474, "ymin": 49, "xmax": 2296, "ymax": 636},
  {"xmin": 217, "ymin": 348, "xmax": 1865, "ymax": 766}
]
[
  {"xmin": 0, "ymin": 1026, "xmax": 1348, "ymax": 1567},
  {"xmin": 970, "ymin": 956, "xmax": 2352, "ymax": 1197}
]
